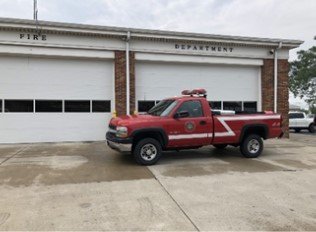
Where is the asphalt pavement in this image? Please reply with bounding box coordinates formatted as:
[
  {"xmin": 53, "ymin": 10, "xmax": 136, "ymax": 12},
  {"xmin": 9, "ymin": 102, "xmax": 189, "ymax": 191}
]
[{"xmin": 0, "ymin": 133, "xmax": 315, "ymax": 231}]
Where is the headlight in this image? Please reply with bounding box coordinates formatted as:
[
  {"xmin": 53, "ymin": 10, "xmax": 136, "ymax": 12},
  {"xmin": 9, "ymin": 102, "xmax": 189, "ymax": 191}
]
[{"xmin": 116, "ymin": 126, "xmax": 128, "ymax": 138}]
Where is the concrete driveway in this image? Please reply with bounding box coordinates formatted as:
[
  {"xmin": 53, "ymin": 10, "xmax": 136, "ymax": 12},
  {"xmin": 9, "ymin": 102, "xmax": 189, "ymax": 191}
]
[{"xmin": 0, "ymin": 134, "xmax": 315, "ymax": 231}]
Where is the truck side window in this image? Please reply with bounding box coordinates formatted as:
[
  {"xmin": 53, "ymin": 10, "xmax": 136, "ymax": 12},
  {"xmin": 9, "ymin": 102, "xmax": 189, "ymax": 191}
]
[{"xmin": 176, "ymin": 100, "xmax": 203, "ymax": 117}]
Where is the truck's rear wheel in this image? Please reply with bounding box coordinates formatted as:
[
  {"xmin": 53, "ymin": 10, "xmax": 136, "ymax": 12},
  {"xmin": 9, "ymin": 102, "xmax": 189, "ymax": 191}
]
[
  {"xmin": 240, "ymin": 134, "xmax": 263, "ymax": 158},
  {"xmin": 133, "ymin": 138, "xmax": 162, "ymax": 165},
  {"xmin": 308, "ymin": 124, "xmax": 315, "ymax": 133}
]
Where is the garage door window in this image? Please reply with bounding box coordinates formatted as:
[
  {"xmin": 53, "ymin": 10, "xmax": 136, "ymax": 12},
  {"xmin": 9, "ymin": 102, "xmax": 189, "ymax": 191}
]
[
  {"xmin": 223, "ymin": 102, "xmax": 242, "ymax": 111},
  {"xmin": 92, "ymin": 100, "xmax": 111, "ymax": 112},
  {"xmin": 5, "ymin": 100, "xmax": 34, "ymax": 112},
  {"xmin": 138, "ymin": 101, "xmax": 156, "ymax": 112},
  {"xmin": 65, "ymin": 100, "xmax": 90, "ymax": 113},
  {"xmin": 209, "ymin": 101, "xmax": 221, "ymax": 110},
  {"xmin": 36, "ymin": 100, "xmax": 63, "ymax": 113},
  {"xmin": 243, "ymin": 102, "xmax": 257, "ymax": 112},
  {"xmin": 0, "ymin": 100, "xmax": 2, "ymax": 112}
]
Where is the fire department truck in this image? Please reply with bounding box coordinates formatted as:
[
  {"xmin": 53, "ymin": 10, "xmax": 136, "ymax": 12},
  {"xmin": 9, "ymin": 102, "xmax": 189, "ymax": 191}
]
[{"xmin": 106, "ymin": 89, "xmax": 283, "ymax": 165}]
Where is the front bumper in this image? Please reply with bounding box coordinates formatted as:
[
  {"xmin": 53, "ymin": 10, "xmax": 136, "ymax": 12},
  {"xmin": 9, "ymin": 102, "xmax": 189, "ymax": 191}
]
[{"xmin": 106, "ymin": 132, "xmax": 132, "ymax": 153}]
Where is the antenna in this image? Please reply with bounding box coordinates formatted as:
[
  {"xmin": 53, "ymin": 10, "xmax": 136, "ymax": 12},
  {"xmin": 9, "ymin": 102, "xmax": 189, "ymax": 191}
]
[
  {"xmin": 33, "ymin": 0, "xmax": 41, "ymax": 35},
  {"xmin": 33, "ymin": 0, "xmax": 38, "ymax": 20}
]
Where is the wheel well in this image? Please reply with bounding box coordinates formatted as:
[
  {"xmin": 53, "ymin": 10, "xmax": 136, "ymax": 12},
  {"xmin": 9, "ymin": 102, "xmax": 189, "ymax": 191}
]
[
  {"xmin": 132, "ymin": 131, "xmax": 165, "ymax": 151},
  {"xmin": 240, "ymin": 125, "xmax": 268, "ymax": 142}
]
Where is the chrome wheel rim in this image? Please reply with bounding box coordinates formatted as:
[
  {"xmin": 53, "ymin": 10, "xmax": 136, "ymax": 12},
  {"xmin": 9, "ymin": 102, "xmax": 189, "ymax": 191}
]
[
  {"xmin": 140, "ymin": 144, "xmax": 157, "ymax": 161},
  {"xmin": 247, "ymin": 139, "xmax": 260, "ymax": 154}
]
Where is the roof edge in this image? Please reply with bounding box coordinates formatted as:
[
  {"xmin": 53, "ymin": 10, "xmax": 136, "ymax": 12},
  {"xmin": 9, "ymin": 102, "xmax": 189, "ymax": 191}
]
[{"xmin": 0, "ymin": 17, "xmax": 304, "ymax": 48}]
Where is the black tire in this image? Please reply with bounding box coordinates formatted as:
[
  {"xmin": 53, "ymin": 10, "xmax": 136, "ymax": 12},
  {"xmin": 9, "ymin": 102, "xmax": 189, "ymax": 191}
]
[
  {"xmin": 308, "ymin": 124, "xmax": 315, "ymax": 133},
  {"xmin": 213, "ymin": 144, "xmax": 228, "ymax": 149},
  {"xmin": 295, "ymin": 129, "xmax": 301, "ymax": 133},
  {"xmin": 240, "ymin": 134, "xmax": 263, "ymax": 158},
  {"xmin": 133, "ymin": 138, "xmax": 162, "ymax": 165}
]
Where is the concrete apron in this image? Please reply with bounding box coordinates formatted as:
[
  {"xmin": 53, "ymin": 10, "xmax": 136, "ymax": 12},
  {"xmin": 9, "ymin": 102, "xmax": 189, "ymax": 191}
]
[{"xmin": 0, "ymin": 133, "xmax": 315, "ymax": 231}]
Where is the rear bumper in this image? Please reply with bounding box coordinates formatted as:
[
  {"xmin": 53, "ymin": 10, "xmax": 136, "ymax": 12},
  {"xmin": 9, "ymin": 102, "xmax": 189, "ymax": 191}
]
[
  {"xmin": 106, "ymin": 132, "xmax": 132, "ymax": 153},
  {"xmin": 278, "ymin": 131, "xmax": 284, "ymax": 138}
]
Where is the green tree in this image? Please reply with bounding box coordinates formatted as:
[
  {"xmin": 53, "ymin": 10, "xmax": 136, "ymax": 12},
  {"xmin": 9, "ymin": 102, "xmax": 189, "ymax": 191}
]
[{"xmin": 289, "ymin": 46, "xmax": 316, "ymax": 110}]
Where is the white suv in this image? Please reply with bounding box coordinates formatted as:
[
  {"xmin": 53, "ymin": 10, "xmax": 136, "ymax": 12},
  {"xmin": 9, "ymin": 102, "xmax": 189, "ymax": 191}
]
[{"xmin": 289, "ymin": 112, "xmax": 315, "ymax": 133}]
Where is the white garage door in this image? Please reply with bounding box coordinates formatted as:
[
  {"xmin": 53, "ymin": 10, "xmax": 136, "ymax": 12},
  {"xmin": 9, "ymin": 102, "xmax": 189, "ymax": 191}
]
[
  {"xmin": 0, "ymin": 56, "xmax": 114, "ymax": 143},
  {"xmin": 135, "ymin": 61, "xmax": 261, "ymax": 112}
]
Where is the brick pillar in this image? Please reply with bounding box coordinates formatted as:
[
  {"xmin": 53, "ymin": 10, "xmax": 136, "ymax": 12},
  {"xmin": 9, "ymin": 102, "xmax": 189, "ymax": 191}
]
[
  {"xmin": 261, "ymin": 59, "xmax": 274, "ymax": 112},
  {"xmin": 277, "ymin": 60, "xmax": 289, "ymax": 138},
  {"xmin": 114, "ymin": 51, "xmax": 135, "ymax": 116},
  {"xmin": 129, "ymin": 52, "xmax": 136, "ymax": 114},
  {"xmin": 114, "ymin": 51, "xmax": 126, "ymax": 116},
  {"xmin": 261, "ymin": 59, "xmax": 289, "ymax": 138}
]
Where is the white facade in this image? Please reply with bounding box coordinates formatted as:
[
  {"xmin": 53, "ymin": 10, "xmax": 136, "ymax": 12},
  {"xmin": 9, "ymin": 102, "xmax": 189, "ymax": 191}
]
[{"xmin": 0, "ymin": 18, "xmax": 302, "ymax": 143}]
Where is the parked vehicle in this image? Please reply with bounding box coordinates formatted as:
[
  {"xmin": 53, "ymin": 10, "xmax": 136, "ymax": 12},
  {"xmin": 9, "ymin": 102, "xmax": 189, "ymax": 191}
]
[
  {"xmin": 308, "ymin": 114, "xmax": 316, "ymax": 125},
  {"xmin": 289, "ymin": 112, "xmax": 315, "ymax": 133},
  {"xmin": 106, "ymin": 89, "xmax": 284, "ymax": 165}
]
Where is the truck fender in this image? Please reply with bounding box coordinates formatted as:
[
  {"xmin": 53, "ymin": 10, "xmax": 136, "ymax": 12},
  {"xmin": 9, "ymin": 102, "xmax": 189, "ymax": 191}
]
[
  {"xmin": 130, "ymin": 128, "xmax": 168, "ymax": 148},
  {"xmin": 239, "ymin": 124, "xmax": 269, "ymax": 143}
]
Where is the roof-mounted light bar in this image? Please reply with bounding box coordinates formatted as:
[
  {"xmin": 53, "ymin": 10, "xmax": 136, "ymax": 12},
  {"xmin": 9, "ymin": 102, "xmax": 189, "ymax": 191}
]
[{"xmin": 181, "ymin": 89, "xmax": 207, "ymax": 97}]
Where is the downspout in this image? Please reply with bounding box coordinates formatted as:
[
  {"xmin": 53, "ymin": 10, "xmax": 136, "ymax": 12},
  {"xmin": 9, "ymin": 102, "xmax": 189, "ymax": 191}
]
[
  {"xmin": 126, "ymin": 31, "xmax": 131, "ymax": 115},
  {"xmin": 274, "ymin": 41, "xmax": 283, "ymax": 113}
]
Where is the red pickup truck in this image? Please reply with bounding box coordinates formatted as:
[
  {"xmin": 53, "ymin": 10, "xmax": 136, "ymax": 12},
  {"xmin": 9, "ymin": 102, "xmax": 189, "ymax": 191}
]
[{"xmin": 106, "ymin": 89, "xmax": 283, "ymax": 165}]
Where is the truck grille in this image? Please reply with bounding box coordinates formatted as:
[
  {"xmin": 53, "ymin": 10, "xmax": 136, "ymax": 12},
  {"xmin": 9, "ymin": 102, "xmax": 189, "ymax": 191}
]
[
  {"xmin": 109, "ymin": 124, "xmax": 116, "ymax": 130},
  {"xmin": 108, "ymin": 124, "xmax": 116, "ymax": 134}
]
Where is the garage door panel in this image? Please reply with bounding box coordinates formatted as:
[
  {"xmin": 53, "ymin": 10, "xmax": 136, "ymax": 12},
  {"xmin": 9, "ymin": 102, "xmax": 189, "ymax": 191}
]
[
  {"xmin": 0, "ymin": 56, "xmax": 113, "ymax": 143},
  {"xmin": 0, "ymin": 56, "xmax": 113, "ymax": 99},
  {"xmin": 0, "ymin": 114, "xmax": 108, "ymax": 143},
  {"xmin": 136, "ymin": 62, "xmax": 259, "ymax": 102}
]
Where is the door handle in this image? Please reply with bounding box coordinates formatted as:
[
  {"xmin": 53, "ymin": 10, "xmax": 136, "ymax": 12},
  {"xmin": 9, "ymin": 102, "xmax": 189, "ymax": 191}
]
[{"xmin": 200, "ymin": 120, "xmax": 207, "ymax": 125}]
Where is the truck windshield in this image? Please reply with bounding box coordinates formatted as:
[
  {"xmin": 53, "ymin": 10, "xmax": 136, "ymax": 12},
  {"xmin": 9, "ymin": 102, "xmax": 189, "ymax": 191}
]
[{"xmin": 147, "ymin": 100, "xmax": 178, "ymax": 116}]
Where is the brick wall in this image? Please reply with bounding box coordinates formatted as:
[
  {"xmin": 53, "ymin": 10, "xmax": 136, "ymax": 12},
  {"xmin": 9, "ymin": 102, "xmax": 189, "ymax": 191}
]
[
  {"xmin": 261, "ymin": 59, "xmax": 289, "ymax": 138},
  {"xmin": 114, "ymin": 51, "xmax": 135, "ymax": 116}
]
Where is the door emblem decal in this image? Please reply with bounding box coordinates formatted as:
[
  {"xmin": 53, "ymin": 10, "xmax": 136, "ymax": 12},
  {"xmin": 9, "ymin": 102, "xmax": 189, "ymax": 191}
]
[{"xmin": 185, "ymin": 121, "xmax": 195, "ymax": 132}]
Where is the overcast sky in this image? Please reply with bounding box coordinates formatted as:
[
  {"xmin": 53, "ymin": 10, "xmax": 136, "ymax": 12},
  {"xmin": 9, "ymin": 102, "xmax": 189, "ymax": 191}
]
[
  {"xmin": 0, "ymin": 0, "xmax": 315, "ymax": 59},
  {"xmin": 0, "ymin": 0, "xmax": 315, "ymax": 107}
]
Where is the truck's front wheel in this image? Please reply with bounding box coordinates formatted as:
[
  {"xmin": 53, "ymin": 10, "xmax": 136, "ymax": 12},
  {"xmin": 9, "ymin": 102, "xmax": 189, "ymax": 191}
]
[
  {"xmin": 133, "ymin": 138, "xmax": 162, "ymax": 165},
  {"xmin": 240, "ymin": 134, "xmax": 263, "ymax": 158}
]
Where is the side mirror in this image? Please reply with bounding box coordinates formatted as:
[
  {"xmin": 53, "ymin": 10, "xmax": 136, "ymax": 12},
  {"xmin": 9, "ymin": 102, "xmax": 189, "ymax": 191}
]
[{"xmin": 174, "ymin": 111, "xmax": 190, "ymax": 119}]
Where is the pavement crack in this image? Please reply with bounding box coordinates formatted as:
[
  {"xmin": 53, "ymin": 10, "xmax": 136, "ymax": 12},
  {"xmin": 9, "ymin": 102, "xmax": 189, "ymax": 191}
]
[
  {"xmin": 0, "ymin": 212, "xmax": 10, "ymax": 226},
  {"xmin": 0, "ymin": 147, "xmax": 27, "ymax": 166},
  {"xmin": 152, "ymin": 173, "xmax": 200, "ymax": 231}
]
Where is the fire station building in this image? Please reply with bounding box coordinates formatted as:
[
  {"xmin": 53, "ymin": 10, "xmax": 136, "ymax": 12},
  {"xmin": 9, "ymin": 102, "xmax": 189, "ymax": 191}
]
[{"xmin": 0, "ymin": 18, "xmax": 302, "ymax": 143}]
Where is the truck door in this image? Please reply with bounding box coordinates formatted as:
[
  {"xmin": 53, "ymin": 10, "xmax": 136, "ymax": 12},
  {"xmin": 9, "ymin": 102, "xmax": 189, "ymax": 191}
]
[{"xmin": 167, "ymin": 100, "xmax": 212, "ymax": 147}]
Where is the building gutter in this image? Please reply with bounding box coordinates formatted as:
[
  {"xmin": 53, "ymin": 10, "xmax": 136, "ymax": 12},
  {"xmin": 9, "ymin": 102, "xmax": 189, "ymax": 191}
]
[
  {"xmin": 126, "ymin": 31, "xmax": 131, "ymax": 115},
  {"xmin": 274, "ymin": 42, "xmax": 283, "ymax": 113}
]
